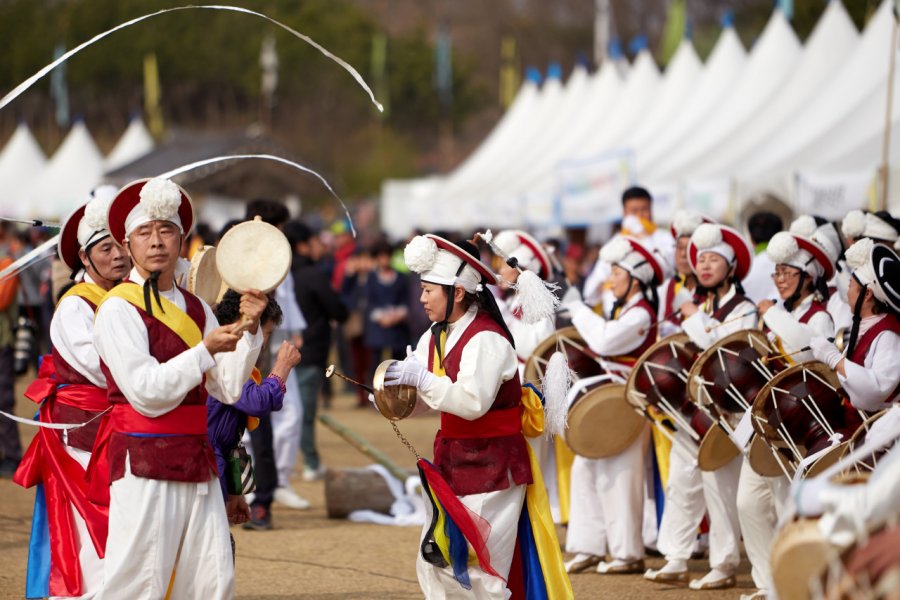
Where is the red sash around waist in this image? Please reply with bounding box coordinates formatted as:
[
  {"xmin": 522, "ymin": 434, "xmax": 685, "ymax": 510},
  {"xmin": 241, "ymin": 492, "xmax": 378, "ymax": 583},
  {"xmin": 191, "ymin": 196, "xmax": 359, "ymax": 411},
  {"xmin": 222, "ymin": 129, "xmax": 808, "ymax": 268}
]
[
  {"xmin": 440, "ymin": 407, "xmax": 522, "ymax": 439},
  {"xmin": 109, "ymin": 403, "xmax": 208, "ymax": 436}
]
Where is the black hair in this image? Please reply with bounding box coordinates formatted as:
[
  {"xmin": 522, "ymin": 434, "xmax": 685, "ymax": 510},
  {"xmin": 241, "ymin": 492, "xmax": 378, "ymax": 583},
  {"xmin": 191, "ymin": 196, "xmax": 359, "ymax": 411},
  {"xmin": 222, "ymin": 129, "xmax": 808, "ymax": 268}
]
[
  {"xmin": 214, "ymin": 289, "xmax": 284, "ymax": 328},
  {"xmin": 621, "ymin": 186, "xmax": 652, "ymax": 206},
  {"xmin": 747, "ymin": 212, "xmax": 783, "ymax": 245},
  {"xmin": 218, "ymin": 219, "xmax": 241, "ymax": 243},
  {"xmin": 245, "ymin": 199, "xmax": 289, "ymax": 227},
  {"xmin": 283, "ymin": 220, "xmax": 315, "ymax": 247},
  {"xmin": 371, "ymin": 238, "xmax": 394, "ymax": 257}
]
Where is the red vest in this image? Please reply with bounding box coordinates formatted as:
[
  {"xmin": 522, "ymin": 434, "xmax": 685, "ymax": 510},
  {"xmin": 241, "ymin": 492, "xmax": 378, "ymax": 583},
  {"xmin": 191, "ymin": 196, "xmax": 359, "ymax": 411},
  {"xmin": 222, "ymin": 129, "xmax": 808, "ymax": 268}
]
[
  {"xmin": 849, "ymin": 313, "xmax": 900, "ymax": 365},
  {"xmin": 799, "ymin": 300, "xmax": 828, "ymax": 325},
  {"xmin": 429, "ymin": 311, "xmax": 532, "ymax": 496},
  {"xmin": 50, "ymin": 294, "xmax": 107, "ymax": 452},
  {"xmin": 100, "ymin": 287, "xmax": 215, "ymax": 484},
  {"xmin": 605, "ymin": 298, "xmax": 658, "ymax": 367}
]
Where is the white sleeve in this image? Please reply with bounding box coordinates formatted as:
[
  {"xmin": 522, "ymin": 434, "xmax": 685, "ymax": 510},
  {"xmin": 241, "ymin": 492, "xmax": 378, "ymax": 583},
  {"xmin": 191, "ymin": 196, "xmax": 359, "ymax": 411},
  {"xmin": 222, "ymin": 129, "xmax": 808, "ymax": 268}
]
[
  {"xmin": 200, "ymin": 301, "xmax": 264, "ymax": 405},
  {"xmin": 418, "ymin": 331, "xmax": 518, "ymax": 421},
  {"xmin": 50, "ymin": 296, "xmax": 105, "ymax": 387},
  {"xmin": 275, "ymin": 275, "xmax": 307, "ymax": 332},
  {"xmin": 763, "ymin": 307, "xmax": 834, "ymax": 360},
  {"xmin": 838, "ymin": 331, "xmax": 900, "ymax": 412},
  {"xmin": 94, "ymin": 297, "xmax": 217, "ymax": 417},
  {"xmin": 569, "ymin": 302, "xmax": 652, "ymax": 356},
  {"xmin": 816, "ymin": 439, "xmax": 900, "ymax": 547},
  {"xmin": 582, "ymin": 259, "xmax": 611, "ymax": 305},
  {"xmin": 509, "ymin": 315, "xmax": 554, "ymax": 361},
  {"xmin": 682, "ymin": 300, "xmax": 758, "ymax": 350}
]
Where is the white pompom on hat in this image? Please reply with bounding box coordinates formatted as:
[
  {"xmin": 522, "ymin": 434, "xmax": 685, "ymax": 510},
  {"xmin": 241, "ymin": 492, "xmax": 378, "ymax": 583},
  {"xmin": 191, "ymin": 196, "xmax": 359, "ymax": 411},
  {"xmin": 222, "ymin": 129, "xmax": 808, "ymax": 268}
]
[
  {"xmin": 669, "ymin": 210, "xmax": 712, "ymax": 239},
  {"xmin": 789, "ymin": 215, "xmax": 819, "ymax": 238},
  {"xmin": 600, "ymin": 236, "xmax": 665, "ymax": 285},
  {"xmin": 687, "ymin": 223, "xmax": 753, "ymax": 280},
  {"xmin": 107, "ymin": 177, "xmax": 194, "ymax": 245},
  {"xmin": 766, "ymin": 231, "xmax": 834, "ymax": 281},
  {"xmin": 841, "ymin": 210, "xmax": 867, "ymax": 240}
]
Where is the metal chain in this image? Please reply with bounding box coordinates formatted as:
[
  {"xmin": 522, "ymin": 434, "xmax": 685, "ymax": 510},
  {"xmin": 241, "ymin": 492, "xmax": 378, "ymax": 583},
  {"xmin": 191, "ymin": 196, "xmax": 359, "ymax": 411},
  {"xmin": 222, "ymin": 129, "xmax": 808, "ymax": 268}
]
[{"xmin": 390, "ymin": 421, "xmax": 421, "ymax": 460}]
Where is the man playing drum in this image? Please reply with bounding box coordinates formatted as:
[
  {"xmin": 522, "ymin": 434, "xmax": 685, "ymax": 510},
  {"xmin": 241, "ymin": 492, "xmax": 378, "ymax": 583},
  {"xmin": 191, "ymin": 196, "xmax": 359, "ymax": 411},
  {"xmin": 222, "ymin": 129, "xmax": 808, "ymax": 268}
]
[
  {"xmin": 679, "ymin": 223, "xmax": 756, "ymax": 591},
  {"xmin": 561, "ymin": 236, "xmax": 665, "ymax": 575},
  {"xmin": 644, "ymin": 211, "xmax": 717, "ymax": 587},
  {"xmin": 14, "ymin": 187, "xmax": 130, "ymax": 598},
  {"xmin": 91, "ymin": 177, "xmax": 266, "ymax": 599},
  {"xmin": 383, "ymin": 233, "xmax": 570, "ymax": 599}
]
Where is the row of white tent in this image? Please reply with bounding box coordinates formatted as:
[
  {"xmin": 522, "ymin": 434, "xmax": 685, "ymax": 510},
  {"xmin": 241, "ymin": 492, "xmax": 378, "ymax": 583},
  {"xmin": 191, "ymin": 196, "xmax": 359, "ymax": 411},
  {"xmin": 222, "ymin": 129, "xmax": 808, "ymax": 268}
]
[
  {"xmin": 0, "ymin": 117, "xmax": 154, "ymax": 221},
  {"xmin": 381, "ymin": 0, "xmax": 900, "ymax": 239}
]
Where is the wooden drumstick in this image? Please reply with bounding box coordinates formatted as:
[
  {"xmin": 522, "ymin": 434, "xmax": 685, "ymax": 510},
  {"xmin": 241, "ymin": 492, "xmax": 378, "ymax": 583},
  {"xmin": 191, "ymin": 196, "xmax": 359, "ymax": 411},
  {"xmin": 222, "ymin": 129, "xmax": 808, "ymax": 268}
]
[
  {"xmin": 762, "ymin": 337, "xmax": 836, "ymax": 364},
  {"xmin": 639, "ymin": 308, "xmax": 682, "ymax": 336},
  {"xmin": 703, "ymin": 310, "xmax": 758, "ymax": 333},
  {"xmin": 325, "ymin": 364, "xmax": 375, "ymax": 394}
]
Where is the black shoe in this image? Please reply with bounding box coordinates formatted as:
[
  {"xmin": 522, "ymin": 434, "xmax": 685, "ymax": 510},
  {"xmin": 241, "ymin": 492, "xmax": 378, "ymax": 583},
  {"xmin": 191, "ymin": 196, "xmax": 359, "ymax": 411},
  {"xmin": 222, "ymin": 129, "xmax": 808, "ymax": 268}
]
[
  {"xmin": 0, "ymin": 458, "xmax": 20, "ymax": 478},
  {"xmin": 243, "ymin": 504, "xmax": 272, "ymax": 531}
]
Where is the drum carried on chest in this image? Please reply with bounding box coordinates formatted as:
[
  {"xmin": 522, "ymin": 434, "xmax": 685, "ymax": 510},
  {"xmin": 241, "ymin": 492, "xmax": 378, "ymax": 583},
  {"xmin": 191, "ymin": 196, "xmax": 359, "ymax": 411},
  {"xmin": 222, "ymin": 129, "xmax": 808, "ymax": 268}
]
[
  {"xmin": 626, "ymin": 333, "xmax": 714, "ymax": 446},
  {"xmin": 750, "ymin": 362, "xmax": 863, "ymax": 479},
  {"xmin": 523, "ymin": 326, "xmax": 604, "ymax": 387},
  {"xmin": 565, "ymin": 375, "xmax": 644, "ymax": 459}
]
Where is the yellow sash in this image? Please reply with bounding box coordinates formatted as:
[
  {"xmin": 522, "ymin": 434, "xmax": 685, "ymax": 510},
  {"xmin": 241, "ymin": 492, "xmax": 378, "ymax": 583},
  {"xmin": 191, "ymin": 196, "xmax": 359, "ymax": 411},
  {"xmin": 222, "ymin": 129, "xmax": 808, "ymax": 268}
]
[
  {"xmin": 98, "ymin": 282, "xmax": 202, "ymax": 349},
  {"xmin": 431, "ymin": 330, "xmax": 447, "ymax": 376},
  {"xmin": 59, "ymin": 281, "xmax": 107, "ymax": 308}
]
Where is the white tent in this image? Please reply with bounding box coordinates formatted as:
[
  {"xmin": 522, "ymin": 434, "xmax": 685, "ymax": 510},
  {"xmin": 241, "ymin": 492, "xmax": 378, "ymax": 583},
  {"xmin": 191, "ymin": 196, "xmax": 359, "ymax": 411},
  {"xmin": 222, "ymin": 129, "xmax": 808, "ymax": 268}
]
[
  {"xmin": 105, "ymin": 116, "xmax": 154, "ymax": 171},
  {"xmin": 26, "ymin": 121, "xmax": 106, "ymax": 220},
  {"xmin": 0, "ymin": 123, "xmax": 47, "ymax": 219}
]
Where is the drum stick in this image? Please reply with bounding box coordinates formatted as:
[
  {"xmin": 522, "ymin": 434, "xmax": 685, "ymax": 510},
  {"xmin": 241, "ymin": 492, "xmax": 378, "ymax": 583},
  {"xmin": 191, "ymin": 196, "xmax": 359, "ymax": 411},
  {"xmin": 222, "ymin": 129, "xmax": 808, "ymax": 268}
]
[
  {"xmin": 761, "ymin": 337, "xmax": 836, "ymax": 364},
  {"xmin": 703, "ymin": 310, "xmax": 758, "ymax": 333},
  {"xmin": 325, "ymin": 364, "xmax": 375, "ymax": 394},
  {"xmin": 639, "ymin": 309, "xmax": 682, "ymax": 336}
]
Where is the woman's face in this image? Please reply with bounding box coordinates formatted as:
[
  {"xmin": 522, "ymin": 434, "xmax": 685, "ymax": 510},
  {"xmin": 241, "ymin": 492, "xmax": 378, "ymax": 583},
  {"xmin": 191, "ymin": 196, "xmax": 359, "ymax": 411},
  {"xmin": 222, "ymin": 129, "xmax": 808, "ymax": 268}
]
[
  {"xmin": 772, "ymin": 265, "xmax": 802, "ymax": 300},
  {"xmin": 609, "ymin": 265, "xmax": 635, "ymax": 299},
  {"xmin": 419, "ymin": 282, "xmax": 448, "ymax": 322},
  {"xmin": 695, "ymin": 251, "xmax": 730, "ymax": 288}
]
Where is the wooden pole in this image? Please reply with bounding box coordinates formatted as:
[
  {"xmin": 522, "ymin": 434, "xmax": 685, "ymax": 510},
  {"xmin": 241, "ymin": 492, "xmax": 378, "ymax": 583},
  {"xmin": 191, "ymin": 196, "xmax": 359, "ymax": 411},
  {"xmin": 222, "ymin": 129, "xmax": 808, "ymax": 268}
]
[
  {"xmin": 317, "ymin": 413, "xmax": 413, "ymax": 482},
  {"xmin": 881, "ymin": 16, "xmax": 899, "ymax": 211}
]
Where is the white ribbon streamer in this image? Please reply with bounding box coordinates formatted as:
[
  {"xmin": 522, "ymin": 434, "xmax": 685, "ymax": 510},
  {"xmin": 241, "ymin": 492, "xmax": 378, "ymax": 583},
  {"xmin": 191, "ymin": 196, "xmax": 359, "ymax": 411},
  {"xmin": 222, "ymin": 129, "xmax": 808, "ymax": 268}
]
[
  {"xmin": 0, "ymin": 4, "xmax": 383, "ymax": 114},
  {"xmin": 0, "ymin": 407, "xmax": 109, "ymax": 430},
  {"xmin": 159, "ymin": 153, "xmax": 357, "ymax": 237},
  {"xmin": 0, "ymin": 236, "xmax": 58, "ymax": 283}
]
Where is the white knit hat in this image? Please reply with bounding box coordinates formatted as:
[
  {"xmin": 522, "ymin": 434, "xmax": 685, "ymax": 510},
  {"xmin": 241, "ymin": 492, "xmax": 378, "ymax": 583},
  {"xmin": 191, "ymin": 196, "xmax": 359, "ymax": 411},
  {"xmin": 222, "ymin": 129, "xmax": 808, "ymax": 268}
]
[
  {"xmin": 404, "ymin": 234, "xmax": 497, "ymax": 293},
  {"xmin": 599, "ymin": 236, "xmax": 666, "ymax": 285},
  {"xmin": 687, "ymin": 223, "xmax": 754, "ymax": 280},
  {"xmin": 846, "ymin": 238, "xmax": 900, "ymax": 312},
  {"xmin": 492, "ymin": 229, "xmax": 552, "ymax": 279},
  {"xmin": 108, "ymin": 177, "xmax": 194, "ymax": 245},
  {"xmin": 766, "ymin": 231, "xmax": 834, "ymax": 281}
]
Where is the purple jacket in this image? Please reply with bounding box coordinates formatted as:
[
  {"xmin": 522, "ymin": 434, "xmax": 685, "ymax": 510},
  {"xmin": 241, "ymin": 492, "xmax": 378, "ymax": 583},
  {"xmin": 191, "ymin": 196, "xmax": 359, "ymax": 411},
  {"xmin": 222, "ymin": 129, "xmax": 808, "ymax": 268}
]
[{"xmin": 207, "ymin": 376, "xmax": 284, "ymax": 498}]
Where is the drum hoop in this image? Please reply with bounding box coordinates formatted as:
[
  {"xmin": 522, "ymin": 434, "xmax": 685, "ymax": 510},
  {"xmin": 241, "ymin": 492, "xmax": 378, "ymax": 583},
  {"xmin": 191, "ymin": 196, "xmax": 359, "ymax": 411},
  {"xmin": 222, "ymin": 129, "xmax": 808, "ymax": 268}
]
[
  {"xmin": 216, "ymin": 219, "xmax": 291, "ymax": 293},
  {"xmin": 523, "ymin": 326, "xmax": 599, "ymax": 385},
  {"xmin": 687, "ymin": 328, "xmax": 772, "ymax": 408}
]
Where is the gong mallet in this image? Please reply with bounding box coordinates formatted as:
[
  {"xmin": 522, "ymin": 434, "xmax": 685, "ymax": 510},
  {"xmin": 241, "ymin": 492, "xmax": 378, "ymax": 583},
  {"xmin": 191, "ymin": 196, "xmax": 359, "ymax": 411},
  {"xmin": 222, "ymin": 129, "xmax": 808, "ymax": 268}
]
[
  {"xmin": 639, "ymin": 308, "xmax": 682, "ymax": 336},
  {"xmin": 762, "ymin": 337, "xmax": 837, "ymax": 365},
  {"xmin": 325, "ymin": 364, "xmax": 374, "ymax": 394}
]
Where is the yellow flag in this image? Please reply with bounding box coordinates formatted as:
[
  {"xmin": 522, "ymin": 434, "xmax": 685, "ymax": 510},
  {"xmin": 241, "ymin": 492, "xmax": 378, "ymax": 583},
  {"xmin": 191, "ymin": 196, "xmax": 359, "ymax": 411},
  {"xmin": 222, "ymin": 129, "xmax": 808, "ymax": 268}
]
[{"xmin": 143, "ymin": 53, "xmax": 164, "ymax": 140}]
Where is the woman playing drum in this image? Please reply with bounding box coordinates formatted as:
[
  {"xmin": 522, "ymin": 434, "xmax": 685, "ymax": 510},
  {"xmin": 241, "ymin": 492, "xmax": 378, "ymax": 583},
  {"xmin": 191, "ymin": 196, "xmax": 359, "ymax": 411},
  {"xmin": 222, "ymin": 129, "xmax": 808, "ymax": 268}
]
[
  {"xmin": 645, "ymin": 211, "xmax": 725, "ymax": 588},
  {"xmin": 679, "ymin": 223, "xmax": 755, "ymax": 591},
  {"xmin": 560, "ymin": 236, "xmax": 666, "ymax": 575}
]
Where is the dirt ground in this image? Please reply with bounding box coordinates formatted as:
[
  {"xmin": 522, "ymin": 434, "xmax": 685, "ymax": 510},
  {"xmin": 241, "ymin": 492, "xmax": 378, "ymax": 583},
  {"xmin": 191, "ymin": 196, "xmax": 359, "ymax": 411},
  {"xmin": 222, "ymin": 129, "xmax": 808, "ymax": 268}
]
[{"xmin": 0, "ymin": 379, "xmax": 756, "ymax": 599}]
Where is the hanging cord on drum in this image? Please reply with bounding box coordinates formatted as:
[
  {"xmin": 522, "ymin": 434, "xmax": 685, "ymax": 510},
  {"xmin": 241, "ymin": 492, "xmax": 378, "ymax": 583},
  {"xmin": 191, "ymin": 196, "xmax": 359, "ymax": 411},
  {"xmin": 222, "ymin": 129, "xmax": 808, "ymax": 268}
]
[{"xmin": 703, "ymin": 309, "xmax": 758, "ymax": 332}]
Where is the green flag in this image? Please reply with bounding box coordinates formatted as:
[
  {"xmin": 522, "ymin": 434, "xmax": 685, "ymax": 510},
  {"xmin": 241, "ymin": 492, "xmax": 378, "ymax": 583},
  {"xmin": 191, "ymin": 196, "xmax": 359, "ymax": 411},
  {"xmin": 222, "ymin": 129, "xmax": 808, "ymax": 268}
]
[{"xmin": 658, "ymin": 0, "xmax": 686, "ymax": 66}]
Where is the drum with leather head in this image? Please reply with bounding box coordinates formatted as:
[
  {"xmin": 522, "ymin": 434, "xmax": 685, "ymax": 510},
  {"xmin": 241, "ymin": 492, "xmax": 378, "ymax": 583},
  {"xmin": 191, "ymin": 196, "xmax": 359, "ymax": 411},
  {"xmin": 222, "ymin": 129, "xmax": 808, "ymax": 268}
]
[
  {"xmin": 688, "ymin": 329, "xmax": 779, "ymax": 420},
  {"xmin": 837, "ymin": 409, "xmax": 888, "ymax": 477},
  {"xmin": 216, "ymin": 216, "xmax": 292, "ymax": 334},
  {"xmin": 524, "ymin": 326, "xmax": 604, "ymax": 387},
  {"xmin": 771, "ymin": 518, "xmax": 840, "ymax": 600},
  {"xmin": 187, "ymin": 245, "xmax": 227, "ymax": 305},
  {"xmin": 565, "ymin": 375, "xmax": 644, "ymax": 459},
  {"xmin": 750, "ymin": 361, "xmax": 862, "ymax": 478}
]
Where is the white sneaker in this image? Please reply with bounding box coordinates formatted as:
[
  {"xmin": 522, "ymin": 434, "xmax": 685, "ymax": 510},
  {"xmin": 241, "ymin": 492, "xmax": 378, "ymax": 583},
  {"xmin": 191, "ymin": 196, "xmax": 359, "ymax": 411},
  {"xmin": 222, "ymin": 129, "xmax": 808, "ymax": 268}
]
[
  {"xmin": 274, "ymin": 486, "xmax": 311, "ymax": 510},
  {"xmin": 302, "ymin": 466, "xmax": 326, "ymax": 482}
]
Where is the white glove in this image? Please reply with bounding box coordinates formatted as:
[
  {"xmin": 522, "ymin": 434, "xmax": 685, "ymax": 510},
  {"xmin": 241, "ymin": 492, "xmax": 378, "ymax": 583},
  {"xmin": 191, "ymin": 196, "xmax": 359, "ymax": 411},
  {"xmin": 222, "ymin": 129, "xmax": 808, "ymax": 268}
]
[
  {"xmin": 810, "ymin": 336, "xmax": 842, "ymax": 369},
  {"xmin": 560, "ymin": 285, "xmax": 584, "ymax": 314},
  {"xmin": 793, "ymin": 475, "xmax": 829, "ymax": 517},
  {"xmin": 384, "ymin": 355, "xmax": 436, "ymax": 391},
  {"xmin": 622, "ymin": 214, "xmax": 645, "ymax": 235}
]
